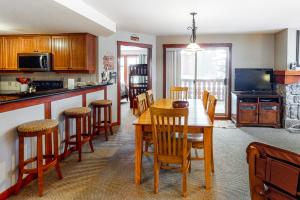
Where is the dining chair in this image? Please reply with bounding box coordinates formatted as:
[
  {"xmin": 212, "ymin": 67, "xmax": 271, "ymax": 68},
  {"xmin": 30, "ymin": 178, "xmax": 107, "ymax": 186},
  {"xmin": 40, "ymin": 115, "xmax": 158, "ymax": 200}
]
[
  {"xmin": 170, "ymin": 86, "xmax": 188, "ymax": 100},
  {"xmin": 146, "ymin": 89, "xmax": 154, "ymax": 107},
  {"xmin": 150, "ymin": 106, "xmax": 191, "ymax": 197},
  {"xmin": 136, "ymin": 93, "xmax": 148, "ymax": 116},
  {"xmin": 188, "ymin": 95, "xmax": 217, "ymax": 172},
  {"xmin": 202, "ymin": 90, "xmax": 210, "ymax": 110},
  {"xmin": 136, "ymin": 93, "xmax": 152, "ymax": 154}
]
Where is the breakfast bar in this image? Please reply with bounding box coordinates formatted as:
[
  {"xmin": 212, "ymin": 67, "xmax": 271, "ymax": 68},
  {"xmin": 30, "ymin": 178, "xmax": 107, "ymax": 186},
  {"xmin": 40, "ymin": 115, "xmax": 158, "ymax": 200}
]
[{"xmin": 0, "ymin": 83, "xmax": 111, "ymax": 194}]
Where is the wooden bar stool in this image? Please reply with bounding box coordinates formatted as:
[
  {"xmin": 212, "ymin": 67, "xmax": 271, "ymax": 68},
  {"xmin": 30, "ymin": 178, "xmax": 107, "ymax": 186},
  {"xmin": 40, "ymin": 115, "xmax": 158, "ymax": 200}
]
[
  {"xmin": 63, "ymin": 107, "xmax": 94, "ymax": 162},
  {"xmin": 91, "ymin": 100, "xmax": 113, "ymax": 141},
  {"xmin": 15, "ymin": 119, "xmax": 63, "ymax": 197}
]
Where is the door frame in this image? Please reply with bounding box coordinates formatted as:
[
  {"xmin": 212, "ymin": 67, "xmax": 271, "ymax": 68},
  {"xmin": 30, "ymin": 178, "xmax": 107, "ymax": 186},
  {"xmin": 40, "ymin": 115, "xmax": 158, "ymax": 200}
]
[
  {"xmin": 117, "ymin": 41, "xmax": 153, "ymax": 125},
  {"xmin": 162, "ymin": 43, "xmax": 232, "ymax": 120}
]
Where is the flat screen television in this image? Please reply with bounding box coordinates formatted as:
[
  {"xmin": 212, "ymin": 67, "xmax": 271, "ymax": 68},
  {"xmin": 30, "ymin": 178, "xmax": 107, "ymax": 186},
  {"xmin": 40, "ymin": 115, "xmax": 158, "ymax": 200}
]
[{"xmin": 234, "ymin": 68, "xmax": 274, "ymax": 92}]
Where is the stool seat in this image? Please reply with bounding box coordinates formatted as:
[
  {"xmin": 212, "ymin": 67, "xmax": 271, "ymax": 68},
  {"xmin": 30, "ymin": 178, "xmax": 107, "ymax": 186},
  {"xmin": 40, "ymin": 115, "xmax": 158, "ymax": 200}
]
[
  {"xmin": 64, "ymin": 107, "xmax": 91, "ymax": 116},
  {"xmin": 17, "ymin": 119, "xmax": 59, "ymax": 133},
  {"xmin": 91, "ymin": 100, "xmax": 112, "ymax": 106}
]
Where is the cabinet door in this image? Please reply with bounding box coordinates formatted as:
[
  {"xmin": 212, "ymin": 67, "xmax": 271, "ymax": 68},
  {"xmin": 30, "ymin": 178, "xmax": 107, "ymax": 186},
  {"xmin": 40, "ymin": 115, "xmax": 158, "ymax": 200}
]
[
  {"xmin": 259, "ymin": 103, "xmax": 279, "ymax": 124},
  {"xmin": 69, "ymin": 35, "xmax": 86, "ymax": 70},
  {"xmin": 35, "ymin": 36, "xmax": 51, "ymax": 52},
  {"xmin": 3, "ymin": 37, "xmax": 21, "ymax": 70},
  {"xmin": 21, "ymin": 36, "xmax": 51, "ymax": 53},
  {"xmin": 20, "ymin": 36, "xmax": 36, "ymax": 53},
  {"xmin": 52, "ymin": 36, "xmax": 70, "ymax": 70},
  {"xmin": 238, "ymin": 103, "xmax": 258, "ymax": 124},
  {"xmin": 0, "ymin": 37, "xmax": 5, "ymax": 69}
]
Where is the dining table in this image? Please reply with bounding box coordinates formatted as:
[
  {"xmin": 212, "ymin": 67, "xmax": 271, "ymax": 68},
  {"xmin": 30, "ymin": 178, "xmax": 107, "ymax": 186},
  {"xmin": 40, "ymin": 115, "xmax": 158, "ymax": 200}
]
[{"xmin": 133, "ymin": 98, "xmax": 213, "ymax": 189}]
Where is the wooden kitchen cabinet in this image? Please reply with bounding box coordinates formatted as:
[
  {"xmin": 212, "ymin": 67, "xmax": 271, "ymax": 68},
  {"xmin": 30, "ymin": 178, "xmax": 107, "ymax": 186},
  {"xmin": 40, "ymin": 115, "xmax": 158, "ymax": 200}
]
[
  {"xmin": 0, "ymin": 33, "xmax": 96, "ymax": 73},
  {"xmin": 52, "ymin": 33, "xmax": 96, "ymax": 73},
  {"xmin": 20, "ymin": 36, "xmax": 51, "ymax": 53},
  {"xmin": 69, "ymin": 35, "xmax": 86, "ymax": 70},
  {"xmin": 0, "ymin": 37, "xmax": 5, "ymax": 69},
  {"xmin": 3, "ymin": 37, "xmax": 21, "ymax": 70},
  {"xmin": 51, "ymin": 36, "xmax": 70, "ymax": 70}
]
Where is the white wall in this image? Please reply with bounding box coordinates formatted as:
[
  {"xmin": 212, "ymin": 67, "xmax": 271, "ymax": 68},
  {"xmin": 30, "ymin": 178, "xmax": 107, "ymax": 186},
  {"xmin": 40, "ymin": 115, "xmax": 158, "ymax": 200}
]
[
  {"xmin": 156, "ymin": 33, "xmax": 275, "ymax": 98},
  {"xmin": 98, "ymin": 31, "xmax": 156, "ymax": 123}
]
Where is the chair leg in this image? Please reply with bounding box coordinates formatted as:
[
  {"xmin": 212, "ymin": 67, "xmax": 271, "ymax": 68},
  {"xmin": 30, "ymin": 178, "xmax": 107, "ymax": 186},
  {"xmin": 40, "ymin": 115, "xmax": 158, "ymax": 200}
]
[
  {"xmin": 63, "ymin": 117, "xmax": 69, "ymax": 159},
  {"xmin": 53, "ymin": 127, "xmax": 63, "ymax": 179},
  {"xmin": 104, "ymin": 107, "xmax": 108, "ymax": 140},
  {"xmin": 37, "ymin": 135, "xmax": 44, "ymax": 197},
  {"xmin": 211, "ymin": 146, "xmax": 214, "ymax": 173},
  {"xmin": 76, "ymin": 118, "xmax": 82, "ymax": 162},
  {"xmin": 154, "ymin": 159, "xmax": 159, "ymax": 194},
  {"xmin": 88, "ymin": 114, "xmax": 94, "ymax": 152},
  {"xmin": 15, "ymin": 136, "xmax": 24, "ymax": 194},
  {"xmin": 92, "ymin": 106, "xmax": 97, "ymax": 137},
  {"xmin": 109, "ymin": 105, "xmax": 113, "ymax": 135},
  {"xmin": 182, "ymin": 170, "xmax": 187, "ymax": 197},
  {"xmin": 98, "ymin": 107, "xmax": 101, "ymax": 135}
]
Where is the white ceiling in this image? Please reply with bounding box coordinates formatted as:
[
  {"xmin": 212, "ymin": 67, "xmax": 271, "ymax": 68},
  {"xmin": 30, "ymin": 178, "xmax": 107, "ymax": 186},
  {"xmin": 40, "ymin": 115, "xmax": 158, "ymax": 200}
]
[
  {"xmin": 82, "ymin": 0, "xmax": 300, "ymax": 35},
  {"xmin": 0, "ymin": 0, "xmax": 115, "ymax": 35}
]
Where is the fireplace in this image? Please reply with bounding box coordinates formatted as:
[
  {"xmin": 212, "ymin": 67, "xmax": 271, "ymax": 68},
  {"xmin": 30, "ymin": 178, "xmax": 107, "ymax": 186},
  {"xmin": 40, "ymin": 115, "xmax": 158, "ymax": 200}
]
[{"xmin": 275, "ymin": 70, "xmax": 300, "ymax": 128}]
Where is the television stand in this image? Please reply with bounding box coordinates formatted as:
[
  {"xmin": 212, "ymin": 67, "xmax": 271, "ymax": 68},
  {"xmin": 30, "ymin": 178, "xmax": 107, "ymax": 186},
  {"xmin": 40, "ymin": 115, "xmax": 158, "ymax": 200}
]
[{"xmin": 231, "ymin": 91, "xmax": 282, "ymax": 128}]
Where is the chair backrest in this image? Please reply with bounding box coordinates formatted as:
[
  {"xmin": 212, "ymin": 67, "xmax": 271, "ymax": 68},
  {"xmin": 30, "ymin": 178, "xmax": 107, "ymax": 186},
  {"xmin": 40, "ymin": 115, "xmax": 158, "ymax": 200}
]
[
  {"xmin": 247, "ymin": 142, "xmax": 300, "ymax": 200},
  {"xmin": 136, "ymin": 93, "xmax": 148, "ymax": 116},
  {"xmin": 150, "ymin": 107, "xmax": 189, "ymax": 158},
  {"xmin": 202, "ymin": 90, "xmax": 210, "ymax": 110},
  {"xmin": 207, "ymin": 95, "xmax": 217, "ymax": 124},
  {"xmin": 170, "ymin": 86, "xmax": 188, "ymax": 100},
  {"xmin": 146, "ymin": 89, "xmax": 154, "ymax": 107}
]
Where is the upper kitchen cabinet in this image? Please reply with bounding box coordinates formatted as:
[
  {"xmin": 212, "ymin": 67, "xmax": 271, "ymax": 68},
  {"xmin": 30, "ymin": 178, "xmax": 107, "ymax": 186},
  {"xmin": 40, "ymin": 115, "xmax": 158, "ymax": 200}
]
[
  {"xmin": 51, "ymin": 36, "xmax": 70, "ymax": 70},
  {"xmin": 3, "ymin": 36, "xmax": 22, "ymax": 70},
  {"xmin": 20, "ymin": 36, "xmax": 51, "ymax": 53},
  {"xmin": 0, "ymin": 37, "xmax": 5, "ymax": 69},
  {"xmin": 52, "ymin": 33, "xmax": 96, "ymax": 73}
]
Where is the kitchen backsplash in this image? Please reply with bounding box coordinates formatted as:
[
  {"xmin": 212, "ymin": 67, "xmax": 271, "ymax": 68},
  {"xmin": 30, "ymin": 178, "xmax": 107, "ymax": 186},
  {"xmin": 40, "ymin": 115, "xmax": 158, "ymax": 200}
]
[{"xmin": 0, "ymin": 72, "xmax": 99, "ymax": 88}]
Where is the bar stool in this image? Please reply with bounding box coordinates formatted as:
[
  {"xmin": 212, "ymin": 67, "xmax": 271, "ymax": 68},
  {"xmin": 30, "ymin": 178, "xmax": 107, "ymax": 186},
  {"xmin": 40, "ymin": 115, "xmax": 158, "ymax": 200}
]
[
  {"xmin": 15, "ymin": 119, "xmax": 63, "ymax": 197},
  {"xmin": 63, "ymin": 107, "xmax": 94, "ymax": 162},
  {"xmin": 91, "ymin": 100, "xmax": 113, "ymax": 141}
]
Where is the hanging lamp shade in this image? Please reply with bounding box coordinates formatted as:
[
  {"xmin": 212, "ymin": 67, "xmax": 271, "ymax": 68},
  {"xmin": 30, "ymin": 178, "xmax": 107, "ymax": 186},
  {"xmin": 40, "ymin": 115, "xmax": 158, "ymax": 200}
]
[{"xmin": 184, "ymin": 12, "xmax": 203, "ymax": 52}]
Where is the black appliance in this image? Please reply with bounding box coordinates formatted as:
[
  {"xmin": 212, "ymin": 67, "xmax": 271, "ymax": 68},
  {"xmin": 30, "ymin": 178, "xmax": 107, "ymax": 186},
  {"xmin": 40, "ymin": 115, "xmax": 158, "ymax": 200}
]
[
  {"xmin": 31, "ymin": 80, "xmax": 64, "ymax": 91},
  {"xmin": 234, "ymin": 68, "xmax": 274, "ymax": 92},
  {"xmin": 18, "ymin": 53, "xmax": 51, "ymax": 72}
]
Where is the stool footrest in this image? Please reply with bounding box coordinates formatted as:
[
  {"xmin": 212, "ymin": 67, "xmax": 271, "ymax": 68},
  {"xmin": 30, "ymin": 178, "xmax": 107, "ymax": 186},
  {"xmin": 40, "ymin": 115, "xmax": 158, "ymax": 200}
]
[{"xmin": 23, "ymin": 159, "xmax": 58, "ymax": 175}]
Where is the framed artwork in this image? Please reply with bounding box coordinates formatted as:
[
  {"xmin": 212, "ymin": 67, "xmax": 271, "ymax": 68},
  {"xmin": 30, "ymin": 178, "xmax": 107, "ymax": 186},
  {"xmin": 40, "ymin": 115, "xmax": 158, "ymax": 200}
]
[{"xmin": 103, "ymin": 55, "xmax": 114, "ymax": 70}]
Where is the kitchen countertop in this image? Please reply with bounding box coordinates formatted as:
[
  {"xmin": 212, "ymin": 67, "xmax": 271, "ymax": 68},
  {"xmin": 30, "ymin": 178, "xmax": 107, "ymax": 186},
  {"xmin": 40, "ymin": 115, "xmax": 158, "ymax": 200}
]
[{"xmin": 0, "ymin": 83, "xmax": 112, "ymax": 105}]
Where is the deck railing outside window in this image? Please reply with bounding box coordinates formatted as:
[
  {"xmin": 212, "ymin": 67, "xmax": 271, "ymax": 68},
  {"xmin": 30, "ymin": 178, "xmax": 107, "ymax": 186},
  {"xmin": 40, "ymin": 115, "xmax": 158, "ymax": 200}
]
[{"xmin": 181, "ymin": 79, "xmax": 225, "ymax": 101}]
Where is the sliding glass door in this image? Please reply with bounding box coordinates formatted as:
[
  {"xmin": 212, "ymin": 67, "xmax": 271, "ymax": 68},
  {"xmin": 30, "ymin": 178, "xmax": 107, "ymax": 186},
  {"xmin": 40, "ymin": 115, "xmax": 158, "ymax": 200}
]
[{"xmin": 166, "ymin": 45, "xmax": 230, "ymax": 116}]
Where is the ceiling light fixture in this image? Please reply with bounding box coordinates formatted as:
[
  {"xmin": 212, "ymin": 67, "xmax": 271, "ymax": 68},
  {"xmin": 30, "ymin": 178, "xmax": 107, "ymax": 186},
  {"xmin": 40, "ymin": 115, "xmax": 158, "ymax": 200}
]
[{"xmin": 185, "ymin": 12, "xmax": 203, "ymax": 52}]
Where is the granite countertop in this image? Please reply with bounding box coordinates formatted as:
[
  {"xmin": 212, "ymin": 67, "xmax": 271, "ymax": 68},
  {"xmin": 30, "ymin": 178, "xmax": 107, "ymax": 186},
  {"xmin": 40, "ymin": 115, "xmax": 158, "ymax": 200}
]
[{"xmin": 0, "ymin": 83, "xmax": 112, "ymax": 105}]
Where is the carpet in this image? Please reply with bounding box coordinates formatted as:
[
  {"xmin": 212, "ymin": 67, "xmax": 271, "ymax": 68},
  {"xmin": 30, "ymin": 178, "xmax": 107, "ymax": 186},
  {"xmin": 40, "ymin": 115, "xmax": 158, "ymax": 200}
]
[{"xmin": 9, "ymin": 109, "xmax": 300, "ymax": 200}]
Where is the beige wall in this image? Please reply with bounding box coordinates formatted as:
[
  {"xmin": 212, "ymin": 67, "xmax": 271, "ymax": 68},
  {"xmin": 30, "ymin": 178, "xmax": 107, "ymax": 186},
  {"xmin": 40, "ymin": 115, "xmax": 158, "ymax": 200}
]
[
  {"xmin": 275, "ymin": 29, "xmax": 288, "ymax": 70},
  {"xmin": 156, "ymin": 33, "xmax": 275, "ymax": 98}
]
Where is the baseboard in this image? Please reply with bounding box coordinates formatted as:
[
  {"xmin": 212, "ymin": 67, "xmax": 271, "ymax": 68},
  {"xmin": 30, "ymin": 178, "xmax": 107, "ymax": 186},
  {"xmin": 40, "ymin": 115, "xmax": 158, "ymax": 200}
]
[{"xmin": 0, "ymin": 174, "xmax": 36, "ymax": 200}]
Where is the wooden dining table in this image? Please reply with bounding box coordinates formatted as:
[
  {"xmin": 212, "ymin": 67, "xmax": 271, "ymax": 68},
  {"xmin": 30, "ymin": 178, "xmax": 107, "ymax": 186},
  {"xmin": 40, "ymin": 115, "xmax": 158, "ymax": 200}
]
[{"xmin": 133, "ymin": 98, "xmax": 213, "ymax": 189}]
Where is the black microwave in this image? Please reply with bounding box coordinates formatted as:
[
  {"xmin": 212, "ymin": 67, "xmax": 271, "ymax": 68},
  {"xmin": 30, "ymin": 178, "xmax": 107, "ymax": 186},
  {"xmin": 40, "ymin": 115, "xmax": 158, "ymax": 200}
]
[{"xmin": 18, "ymin": 53, "xmax": 51, "ymax": 72}]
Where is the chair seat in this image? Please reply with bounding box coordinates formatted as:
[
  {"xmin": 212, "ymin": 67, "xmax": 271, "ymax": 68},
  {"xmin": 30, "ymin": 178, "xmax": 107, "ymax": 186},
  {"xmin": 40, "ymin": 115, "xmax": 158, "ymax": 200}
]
[
  {"xmin": 64, "ymin": 107, "xmax": 91, "ymax": 116},
  {"xmin": 91, "ymin": 100, "xmax": 112, "ymax": 106},
  {"xmin": 17, "ymin": 119, "xmax": 58, "ymax": 133},
  {"xmin": 188, "ymin": 133, "xmax": 204, "ymax": 149}
]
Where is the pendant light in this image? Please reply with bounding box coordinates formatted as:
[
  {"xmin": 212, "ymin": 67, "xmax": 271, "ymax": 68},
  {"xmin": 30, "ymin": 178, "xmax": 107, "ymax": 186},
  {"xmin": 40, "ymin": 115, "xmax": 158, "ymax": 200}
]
[{"xmin": 185, "ymin": 12, "xmax": 203, "ymax": 52}]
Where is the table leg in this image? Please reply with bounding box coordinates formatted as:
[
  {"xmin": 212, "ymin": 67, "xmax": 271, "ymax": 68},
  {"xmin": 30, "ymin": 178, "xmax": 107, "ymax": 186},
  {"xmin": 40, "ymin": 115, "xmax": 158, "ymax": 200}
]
[
  {"xmin": 204, "ymin": 127, "xmax": 212, "ymax": 190},
  {"xmin": 135, "ymin": 125, "xmax": 143, "ymax": 185}
]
